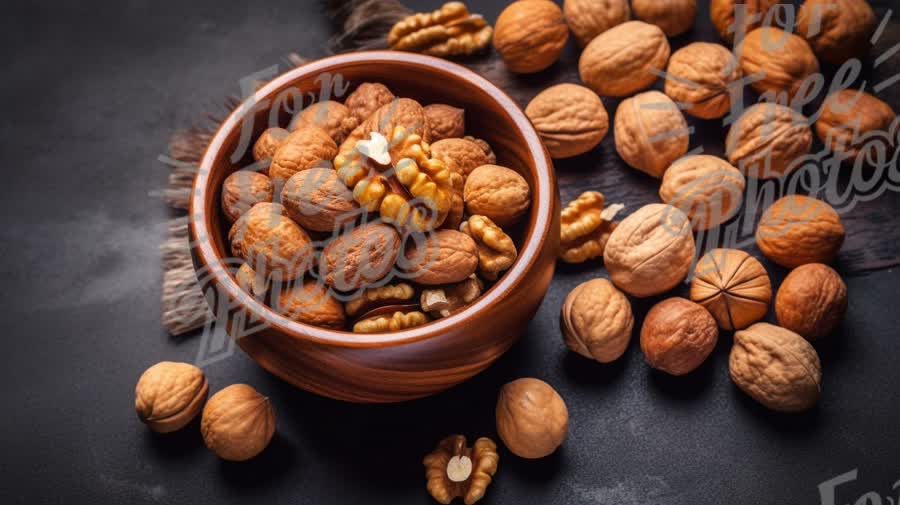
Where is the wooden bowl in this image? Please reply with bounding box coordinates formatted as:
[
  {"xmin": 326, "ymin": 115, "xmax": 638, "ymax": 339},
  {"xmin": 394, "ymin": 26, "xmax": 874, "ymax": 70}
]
[{"xmin": 190, "ymin": 51, "xmax": 559, "ymax": 403}]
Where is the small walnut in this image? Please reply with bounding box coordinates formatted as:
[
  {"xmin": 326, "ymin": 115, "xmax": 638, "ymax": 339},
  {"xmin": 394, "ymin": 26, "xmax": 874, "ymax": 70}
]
[
  {"xmin": 425, "ymin": 104, "xmax": 466, "ymax": 142},
  {"xmin": 463, "ymin": 165, "xmax": 531, "ymax": 227},
  {"xmin": 737, "ymin": 27, "xmax": 819, "ymax": 100},
  {"xmin": 493, "ymin": 0, "xmax": 569, "ymax": 74},
  {"xmin": 275, "ymin": 280, "xmax": 346, "ymax": 330},
  {"xmin": 560, "ymin": 278, "xmax": 634, "ymax": 363},
  {"xmin": 603, "ymin": 204, "xmax": 696, "ymax": 297},
  {"xmin": 353, "ymin": 310, "xmax": 430, "ymax": 333},
  {"xmin": 135, "ymin": 362, "xmax": 208, "ymax": 433},
  {"xmin": 726, "ymin": 102, "xmax": 812, "ymax": 179},
  {"xmin": 424, "ymin": 435, "xmax": 499, "ymax": 505},
  {"xmin": 421, "ymin": 275, "xmax": 483, "ymax": 318},
  {"xmin": 460, "ymin": 215, "xmax": 517, "ymax": 280},
  {"xmin": 402, "ymin": 229, "xmax": 479, "ymax": 285},
  {"xmin": 281, "ymin": 167, "xmax": 358, "ymax": 233},
  {"xmin": 579, "ymin": 21, "xmax": 671, "ymax": 97},
  {"xmin": 640, "ymin": 298, "xmax": 719, "ymax": 376},
  {"xmin": 320, "ymin": 222, "xmax": 402, "ymax": 291},
  {"xmin": 288, "ymin": 100, "xmax": 359, "ymax": 144},
  {"xmin": 756, "ymin": 195, "xmax": 845, "ymax": 268},
  {"xmin": 229, "ymin": 203, "xmax": 314, "ymax": 281},
  {"xmin": 388, "ymin": 2, "xmax": 493, "ymax": 58},
  {"xmin": 235, "ymin": 263, "xmax": 269, "ymax": 299},
  {"xmin": 632, "ymin": 0, "xmax": 697, "ymax": 37},
  {"xmin": 659, "ymin": 155, "xmax": 746, "ymax": 231},
  {"xmin": 775, "ymin": 263, "xmax": 847, "ymax": 340},
  {"xmin": 563, "ymin": 0, "xmax": 631, "ymax": 47},
  {"xmin": 816, "ymin": 89, "xmax": 897, "ymax": 161},
  {"xmin": 525, "ymin": 83, "xmax": 609, "ymax": 159},
  {"xmin": 664, "ymin": 42, "xmax": 741, "ymax": 120},
  {"xmin": 558, "ymin": 191, "xmax": 624, "ymax": 264},
  {"xmin": 710, "ymin": 0, "xmax": 781, "ymax": 44},
  {"xmin": 252, "ymin": 127, "xmax": 289, "ymax": 164},
  {"xmin": 463, "ymin": 136, "xmax": 497, "ymax": 164},
  {"xmin": 730, "ymin": 323, "xmax": 822, "ymax": 412},
  {"xmin": 796, "ymin": 0, "xmax": 876, "ymax": 65},
  {"xmin": 496, "ymin": 378, "xmax": 568, "ymax": 459},
  {"xmin": 345, "ymin": 283, "xmax": 416, "ymax": 318},
  {"xmin": 344, "ymin": 83, "xmax": 396, "ymax": 124},
  {"xmin": 614, "ymin": 91, "xmax": 690, "ymax": 179},
  {"xmin": 690, "ymin": 249, "xmax": 772, "ymax": 331},
  {"xmin": 221, "ymin": 171, "xmax": 274, "ymax": 222},
  {"xmin": 201, "ymin": 384, "xmax": 276, "ymax": 461},
  {"xmin": 269, "ymin": 125, "xmax": 338, "ymax": 183}
]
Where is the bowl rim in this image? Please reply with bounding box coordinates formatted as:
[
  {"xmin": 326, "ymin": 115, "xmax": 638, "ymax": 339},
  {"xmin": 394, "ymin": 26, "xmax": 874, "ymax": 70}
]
[{"xmin": 190, "ymin": 50, "xmax": 555, "ymax": 349}]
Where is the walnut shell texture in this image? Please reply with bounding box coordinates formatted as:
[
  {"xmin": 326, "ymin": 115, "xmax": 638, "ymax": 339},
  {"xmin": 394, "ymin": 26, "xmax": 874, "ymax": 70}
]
[
  {"xmin": 252, "ymin": 127, "xmax": 289, "ymax": 163},
  {"xmin": 816, "ymin": 89, "xmax": 897, "ymax": 161},
  {"xmin": 431, "ymin": 138, "xmax": 491, "ymax": 182},
  {"xmin": 201, "ymin": 384, "xmax": 276, "ymax": 461},
  {"xmin": 402, "ymin": 229, "xmax": 479, "ymax": 285},
  {"xmin": 690, "ymin": 249, "xmax": 772, "ymax": 331},
  {"xmin": 756, "ymin": 195, "xmax": 845, "ymax": 268},
  {"xmin": 579, "ymin": 21, "xmax": 671, "ymax": 98},
  {"xmin": 730, "ymin": 323, "xmax": 822, "ymax": 412},
  {"xmin": 640, "ymin": 297, "xmax": 719, "ymax": 376},
  {"xmin": 221, "ymin": 170, "xmax": 274, "ymax": 223},
  {"xmin": 494, "ymin": 0, "xmax": 569, "ymax": 74},
  {"xmin": 320, "ymin": 222, "xmax": 402, "ymax": 291},
  {"xmin": 563, "ymin": 0, "xmax": 631, "ymax": 47},
  {"xmin": 424, "ymin": 104, "xmax": 466, "ymax": 142},
  {"xmin": 496, "ymin": 378, "xmax": 568, "ymax": 459},
  {"xmin": 228, "ymin": 203, "xmax": 314, "ymax": 281},
  {"xmin": 710, "ymin": 0, "xmax": 781, "ymax": 43},
  {"xmin": 796, "ymin": 0, "xmax": 876, "ymax": 65},
  {"xmin": 525, "ymin": 83, "xmax": 609, "ymax": 159},
  {"xmin": 632, "ymin": 0, "xmax": 697, "ymax": 37},
  {"xmin": 463, "ymin": 165, "xmax": 531, "ymax": 227},
  {"xmin": 276, "ymin": 280, "xmax": 346, "ymax": 330},
  {"xmin": 659, "ymin": 155, "xmax": 746, "ymax": 231},
  {"xmin": 269, "ymin": 125, "xmax": 338, "ymax": 183},
  {"xmin": 135, "ymin": 362, "xmax": 208, "ymax": 433},
  {"xmin": 561, "ymin": 278, "xmax": 634, "ymax": 363},
  {"xmin": 737, "ymin": 27, "xmax": 819, "ymax": 100},
  {"xmin": 664, "ymin": 42, "xmax": 740, "ymax": 119},
  {"xmin": 281, "ymin": 167, "xmax": 358, "ymax": 233},
  {"xmin": 726, "ymin": 102, "xmax": 812, "ymax": 179},
  {"xmin": 775, "ymin": 263, "xmax": 847, "ymax": 340},
  {"xmin": 339, "ymin": 98, "xmax": 431, "ymax": 158},
  {"xmin": 289, "ymin": 100, "xmax": 359, "ymax": 144},
  {"xmin": 614, "ymin": 91, "xmax": 690, "ymax": 178},
  {"xmin": 344, "ymin": 82, "xmax": 396, "ymax": 124}
]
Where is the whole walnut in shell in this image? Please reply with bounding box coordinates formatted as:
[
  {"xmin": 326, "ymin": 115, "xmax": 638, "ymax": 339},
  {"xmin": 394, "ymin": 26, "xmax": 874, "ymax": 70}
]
[
  {"xmin": 221, "ymin": 171, "xmax": 274, "ymax": 222},
  {"xmin": 276, "ymin": 280, "xmax": 346, "ymax": 330},
  {"xmin": 496, "ymin": 378, "xmax": 568, "ymax": 459},
  {"xmin": 641, "ymin": 298, "xmax": 719, "ymax": 376},
  {"xmin": 402, "ymin": 229, "xmax": 479, "ymax": 285},
  {"xmin": 737, "ymin": 27, "xmax": 819, "ymax": 100},
  {"xmin": 289, "ymin": 100, "xmax": 358, "ymax": 144},
  {"xmin": 229, "ymin": 203, "xmax": 314, "ymax": 281},
  {"xmin": 775, "ymin": 263, "xmax": 847, "ymax": 340},
  {"xmin": 603, "ymin": 204, "xmax": 696, "ymax": 298},
  {"xmin": 431, "ymin": 138, "xmax": 491, "ymax": 182},
  {"xmin": 269, "ymin": 125, "xmax": 338, "ymax": 184},
  {"xmin": 344, "ymin": 82, "xmax": 396, "ymax": 123},
  {"xmin": 464, "ymin": 165, "xmax": 531, "ymax": 227},
  {"xmin": 614, "ymin": 91, "xmax": 690, "ymax": 178},
  {"xmin": 726, "ymin": 102, "xmax": 812, "ymax": 179},
  {"xmin": 632, "ymin": 0, "xmax": 697, "ymax": 37},
  {"xmin": 816, "ymin": 89, "xmax": 897, "ymax": 162},
  {"xmin": 320, "ymin": 222, "xmax": 402, "ymax": 291},
  {"xmin": 425, "ymin": 104, "xmax": 466, "ymax": 142},
  {"xmin": 579, "ymin": 21, "xmax": 671, "ymax": 98},
  {"xmin": 525, "ymin": 83, "xmax": 609, "ymax": 159},
  {"xmin": 560, "ymin": 278, "xmax": 634, "ymax": 363},
  {"xmin": 135, "ymin": 362, "xmax": 208, "ymax": 433},
  {"xmin": 201, "ymin": 384, "xmax": 276, "ymax": 461},
  {"xmin": 563, "ymin": 0, "xmax": 631, "ymax": 47},
  {"xmin": 281, "ymin": 167, "xmax": 358, "ymax": 232},
  {"xmin": 659, "ymin": 155, "xmax": 746, "ymax": 231},
  {"xmin": 796, "ymin": 0, "xmax": 876, "ymax": 65},
  {"xmin": 755, "ymin": 195, "xmax": 845, "ymax": 268},
  {"xmin": 730, "ymin": 323, "xmax": 822, "ymax": 412},
  {"xmin": 690, "ymin": 249, "xmax": 772, "ymax": 331},
  {"xmin": 493, "ymin": 0, "xmax": 569, "ymax": 74},
  {"xmin": 252, "ymin": 127, "xmax": 289, "ymax": 163},
  {"xmin": 664, "ymin": 42, "xmax": 741, "ymax": 119},
  {"xmin": 710, "ymin": 0, "xmax": 781, "ymax": 43}
]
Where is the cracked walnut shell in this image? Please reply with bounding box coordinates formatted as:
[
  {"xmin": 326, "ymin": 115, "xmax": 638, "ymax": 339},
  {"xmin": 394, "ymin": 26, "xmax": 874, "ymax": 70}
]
[
  {"xmin": 563, "ymin": 0, "xmax": 631, "ymax": 47},
  {"xmin": 525, "ymin": 83, "xmax": 609, "ymax": 159},
  {"xmin": 579, "ymin": 21, "xmax": 670, "ymax": 98},
  {"xmin": 421, "ymin": 275, "xmax": 483, "ymax": 318},
  {"xmin": 730, "ymin": 323, "xmax": 822, "ymax": 412},
  {"xmin": 558, "ymin": 191, "xmax": 623, "ymax": 264},
  {"xmin": 276, "ymin": 280, "xmax": 346, "ymax": 330},
  {"xmin": 402, "ymin": 229, "xmax": 478, "ymax": 285},
  {"xmin": 353, "ymin": 310, "xmax": 430, "ymax": 333},
  {"xmin": 632, "ymin": 0, "xmax": 697, "ymax": 37},
  {"xmin": 659, "ymin": 155, "xmax": 746, "ymax": 231},
  {"xmin": 775, "ymin": 263, "xmax": 847, "ymax": 340},
  {"xmin": 320, "ymin": 222, "xmax": 402, "ymax": 292},
  {"xmin": 201, "ymin": 384, "xmax": 276, "ymax": 461},
  {"xmin": 289, "ymin": 100, "xmax": 358, "ymax": 144},
  {"xmin": 816, "ymin": 89, "xmax": 897, "ymax": 162},
  {"xmin": 756, "ymin": 195, "xmax": 845, "ymax": 268},
  {"xmin": 464, "ymin": 165, "xmax": 531, "ymax": 227},
  {"xmin": 737, "ymin": 27, "xmax": 819, "ymax": 100},
  {"xmin": 726, "ymin": 103, "xmax": 812, "ymax": 179},
  {"xmin": 424, "ymin": 435, "xmax": 499, "ymax": 505},
  {"xmin": 221, "ymin": 170, "xmax": 274, "ymax": 222},
  {"xmin": 614, "ymin": 91, "xmax": 690, "ymax": 179},
  {"xmin": 561, "ymin": 278, "xmax": 634, "ymax": 363},
  {"xmin": 640, "ymin": 297, "xmax": 719, "ymax": 376},
  {"xmin": 710, "ymin": 0, "xmax": 781, "ymax": 43},
  {"xmin": 690, "ymin": 249, "xmax": 772, "ymax": 331},
  {"xmin": 229, "ymin": 203, "xmax": 314, "ymax": 281},
  {"xmin": 344, "ymin": 83, "xmax": 396, "ymax": 124},
  {"xmin": 388, "ymin": 2, "xmax": 493, "ymax": 58},
  {"xmin": 665, "ymin": 42, "xmax": 741, "ymax": 120},
  {"xmin": 135, "ymin": 362, "xmax": 208, "ymax": 433},
  {"xmin": 460, "ymin": 215, "xmax": 517, "ymax": 280},
  {"xmin": 269, "ymin": 125, "xmax": 338, "ymax": 183},
  {"xmin": 796, "ymin": 0, "xmax": 876, "ymax": 65},
  {"xmin": 496, "ymin": 378, "xmax": 568, "ymax": 459},
  {"xmin": 494, "ymin": 0, "xmax": 569, "ymax": 74}
]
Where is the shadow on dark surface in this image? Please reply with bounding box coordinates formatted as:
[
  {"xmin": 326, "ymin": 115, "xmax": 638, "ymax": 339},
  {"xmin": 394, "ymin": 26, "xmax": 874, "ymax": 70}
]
[
  {"xmin": 646, "ymin": 353, "xmax": 718, "ymax": 403},
  {"xmin": 142, "ymin": 417, "xmax": 206, "ymax": 459},
  {"xmin": 561, "ymin": 348, "xmax": 629, "ymax": 389},
  {"xmin": 216, "ymin": 434, "xmax": 297, "ymax": 493},
  {"xmin": 501, "ymin": 445, "xmax": 564, "ymax": 483},
  {"xmin": 731, "ymin": 385, "xmax": 823, "ymax": 440}
]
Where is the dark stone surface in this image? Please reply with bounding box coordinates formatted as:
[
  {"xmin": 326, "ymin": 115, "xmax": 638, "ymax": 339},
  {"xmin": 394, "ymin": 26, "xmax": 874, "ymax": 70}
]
[{"xmin": 1, "ymin": 1, "xmax": 899, "ymax": 504}]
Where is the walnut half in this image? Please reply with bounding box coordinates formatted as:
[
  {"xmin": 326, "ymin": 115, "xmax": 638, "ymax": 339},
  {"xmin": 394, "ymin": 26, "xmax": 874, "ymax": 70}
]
[{"xmin": 424, "ymin": 435, "xmax": 499, "ymax": 505}]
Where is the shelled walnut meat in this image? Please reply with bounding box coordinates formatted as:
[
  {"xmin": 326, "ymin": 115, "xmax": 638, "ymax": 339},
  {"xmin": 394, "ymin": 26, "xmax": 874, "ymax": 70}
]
[
  {"xmin": 737, "ymin": 27, "xmax": 819, "ymax": 100},
  {"xmin": 796, "ymin": 0, "xmax": 876, "ymax": 65},
  {"xmin": 710, "ymin": 0, "xmax": 781, "ymax": 43},
  {"xmin": 641, "ymin": 298, "xmax": 719, "ymax": 376},
  {"xmin": 816, "ymin": 89, "xmax": 897, "ymax": 161},
  {"xmin": 563, "ymin": 0, "xmax": 631, "ymax": 47},
  {"xmin": 424, "ymin": 435, "xmax": 499, "ymax": 505},
  {"xmin": 579, "ymin": 21, "xmax": 671, "ymax": 98},
  {"xmin": 690, "ymin": 249, "xmax": 772, "ymax": 331},
  {"xmin": 726, "ymin": 102, "xmax": 813, "ymax": 179},
  {"xmin": 460, "ymin": 216, "xmax": 517, "ymax": 281},
  {"xmin": 756, "ymin": 195, "xmax": 845, "ymax": 268},
  {"xmin": 494, "ymin": 0, "xmax": 568, "ymax": 74},
  {"xmin": 614, "ymin": 91, "xmax": 690, "ymax": 179},
  {"xmin": 632, "ymin": 0, "xmax": 697, "ymax": 37},
  {"xmin": 665, "ymin": 42, "xmax": 741, "ymax": 120},
  {"xmin": 659, "ymin": 155, "xmax": 746, "ymax": 231},
  {"xmin": 388, "ymin": 2, "xmax": 493, "ymax": 58},
  {"xmin": 421, "ymin": 275, "xmax": 483, "ymax": 318},
  {"xmin": 775, "ymin": 263, "xmax": 847, "ymax": 340},
  {"xmin": 496, "ymin": 378, "xmax": 568, "ymax": 459},
  {"xmin": 135, "ymin": 362, "xmax": 208, "ymax": 434},
  {"xmin": 525, "ymin": 83, "xmax": 609, "ymax": 159},
  {"xmin": 561, "ymin": 278, "xmax": 634, "ymax": 363},
  {"xmin": 558, "ymin": 191, "xmax": 623, "ymax": 264}
]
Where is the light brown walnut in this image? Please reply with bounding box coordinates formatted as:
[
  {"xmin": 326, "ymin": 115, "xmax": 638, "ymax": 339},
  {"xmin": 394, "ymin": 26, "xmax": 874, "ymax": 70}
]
[
  {"xmin": 402, "ymin": 229, "xmax": 479, "ymax": 285},
  {"xmin": 460, "ymin": 215, "xmax": 517, "ymax": 280},
  {"xmin": 281, "ymin": 167, "xmax": 358, "ymax": 232},
  {"xmin": 228, "ymin": 203, "xmax": 314, "ymax": 281},
  {"xmin": 775, "ymin": 263, "xmax": 847, "ymax": 340},
  {"xmin": 816, "ymin": 89, "xmax": 897, "ymax": 161},
  {"xmin": 319, "ymin": 222, "xmax": 402, "ymax": 292},
  {"xmin": 424, "ymin": 435, "xmax": 499, "ymax": 505},
  {"xmin": 710, "ymin": 0, "xmax": 781, "ymax": 43},
  {"xmin": 269, "ymin": 125, "xmax": 338, "ymax": 183},
  {"xmin": 796, "ymin": 0, "xmax": 876, "ymax": 65},
  {"xmin": 640, "ymin": 297, "xmax": 719, "ymax": 376},
  {"xmin": 563, "ymin": 0, "xmax": 630, "ymax": 47},
  {"xmin": 561, "ymin": 278, "xmax": 634, "ymax": 363},
  {"xmin": 664, "ymin": 42, "xmax": 741, "ymax": 119},
  {"xmin": 431, "ymin": 138, "xmax": 491, "ymax": 183},
  {"xmin": 632, "ymin": 0, "xmax": 697, "ymax": 37},
  {"xmin": 579, "ymin": 21, "xmax": 670, "ymax": 98},
  {"xmin": 275, "ymin": 280, "xmax": 346, "ymax": 330},
  {"xmin": 344, "ymin": 82, "xmax": 396, "ymax": 124},
  {"xmin": 496, "ymin": 378, "xmax": 568, "ymax": 459},
  {"xmin": 387, "ymin": 2, "xmax": 493, "ymax": 58},
  {"xmin": 726, "ymin": 102, "xmax": 812, "ymax": 179},
  {"xmin": 221, "ymin": 171, "xmax": 274, "ymax": 222},
  {"xmin": 252, "ymin": 127, "xmax": 289, "ymax": 164},
  {"xmin": 493, "ymin": 0, "xmax": 569, "ymax": 74},
  {"xmin": 558, "ymin": 191, "xmax": 623, "ymax": 264},
  {"xmin": 525, "ymin": 83, "xmax": 609, "ymax": 159},
  {"xmin": 463, "ymin": 136, "xmax": 497, "ymax": 164},
  {"xmin": 690, "ymin": 249, "xmax": 772, "ymax": 331},
  {"xmin": 201, "ymin": 384, "xmax": 276, "ymax": 461},
  {"xmin": 135, "ymin": 362, "xmax": 208, "ymax": 434},
  {"xmin": 614, "ymin": 91, "xmax": 690, "ymax": 178},
  {"xmin": 464, "ymin": 165, "xmax": 531, "ymax": 227},
  {"xmin": 659, "ymin": 155, "xmax": 746, "ymax": 231},
  {"xmin": 338, "ymin": 98, "xmax": 432, "ymax": 159},
  {"xmin": 235, "ymin": 263, "xmax": 269, "ymax": 299},
  {"xmin": 737, "ymin": 27, "xmax": 819, "ymax": 100},
  {"xmin": 425, "ymin": 104, "xmax": 466, "ymax": 141},
  {"xmin": 755, "ymin": 195, "xmax": 845, "ymax": 268},
  {"xmin": 289, "ymin": 100, "xmax": 359, "ymax": 144}
]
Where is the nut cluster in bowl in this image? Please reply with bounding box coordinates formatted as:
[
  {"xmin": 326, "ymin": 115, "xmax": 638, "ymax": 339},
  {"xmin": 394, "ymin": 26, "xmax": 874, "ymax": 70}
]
[{"xmin": 221, "ymin": 82, "xmax": 532, "ymax": 334}]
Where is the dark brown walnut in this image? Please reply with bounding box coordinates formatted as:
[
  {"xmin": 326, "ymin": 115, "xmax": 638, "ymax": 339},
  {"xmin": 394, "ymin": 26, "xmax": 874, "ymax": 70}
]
[
  {"xmin": 756, "ymin": 195, "xmax": 845, "ymax": 268},
  {"xmin": 737, "ymin": 27, "xmax": 819, "ymax": 100},
  {"xmin": 424, "ymin": 435, "xmax": 499, "ymax": 505},
  {"xmin": 425, "ymin": 104, "xmax": 466, "ymax": 142},
  {"xmin": 664, "ymin": 42, "xmax": 741, "ymax": 120},
  {"xmin": 690, "ymin": 249, "xmax": 772, "ymax": 331},
  {"xmin": 431, "ymin": 138, "xmax": 491, "ymax": 183},
  {"xmin": 495, "ymin": 378, "xmax": 568, "ymax": 459},
  {"xmin": 775, "ymin": 263, "xmax": 847, "ymax": 340},
  {"xmin": 493, "ymin": 0, "xmax": 569, "ymax": 74},
  {"xmin": 816, "ymin": 89, "xmax": 897, "ymax": 161},
  {"xmin": 525, "ymin": 83, "xmax": 609, "ymax": 159},
  {"xmin": 344, "ymin": 82, "xmax": 396, "ymax": 124},
  {"xmin": 275, "ymin": 280, "xmax": 346, "ymax": 330},
  {"xmin": 229, "ymin": 203, "xmax": 314, "ymax": 281},
  {"xmin": 402, "ymin": 229, "xmax": 478, "ymax": 285},
  {"xmin": 632, "ymin": 0, "xmax": 697, "ymax": 37},
  {"xmin": 345, "ymin": 283, "xmax": 416, "ymax": 318},
  {"xmin": 726, "ymin": 102, "xmax": 812, "ymax": 180},
  {"xmin": 269, "ymin": 125, "xmax": 338, "ymax": 184},
  {"xmin": 796, "ymin": 0, "xmax": 876, "ymax": 65},
  {"xmin": 319, "ymin": 222, "xmax": 402, "ymax": 291},
  {"xmin": 221, "ymin": 171, "xmax": 274, "ymax": 222},
  {"xmin": 252, "ymin": 127, "xmax": 289, "ymax": 164},
  {"xmin": 640, "ymin": 298, "xmax": 719, "ymax": 376},
  {"xmin": 281, "ymin": 167, "xmax": 358, "ymax": 233},
  {"xmin": 388, "ymin": 2, "xmax": 493, "ymax": 58},
  {"xmin": 710, "ymin": 0, "xmax": 781, "ymax": 43},
  {"xmin": 288, "ymin": 100, "xmax": 359, "ymax": 144}
]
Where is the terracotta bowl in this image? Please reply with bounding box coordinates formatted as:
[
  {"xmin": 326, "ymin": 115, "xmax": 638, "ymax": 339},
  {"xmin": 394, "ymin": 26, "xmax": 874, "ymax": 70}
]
[{"xmin": 190, "ymin": 51, "xmax": 559, "ymax": 403}]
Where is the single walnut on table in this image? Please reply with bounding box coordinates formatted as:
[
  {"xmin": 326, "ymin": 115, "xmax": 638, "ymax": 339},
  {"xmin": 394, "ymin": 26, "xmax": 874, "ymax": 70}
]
[
  {"xmin": 640, "ymin": 298, "xmax": 719, "ymax": 376},
  {"xmin": 388, "ymin": 2, "xmax": 493, "ymax": 58},
  {"xmin": 525, "ymin": 83, "xmax": 609, "ymax": 160},
  {"xmin": 737, "ymin": 27, "xmax": 819, "ymax": 100},
  {"xmin": 614, "ymin": 91, "xmax": 689, "ymax": 179},
  {"xmin": 726, "ymin": 103, "xmax": 812, "ymax": 180},
  {"xmin": 631, "ymin": 0, "xmax": 697, "ymax": 37},
  {"xmin": 493, "ymin": 0, "xmax": 569, "ymax": 74},
  {"xmin": 201, "ymin": 384, "xmax": 276, "ymax": 461},
  {"xmin": 659, "ymin": 155, "xmax": 746, "ymax": 231},
  {"xmin": 755, "ymin": 195, "xmax": 845, "ymax": 268},
  {"xmin": 496, "ymin": 378, "xmax": 568, "ymax": 459},
  {"xmin": 135, "ymin": 362, "xmax": 208, "ymax": 434},
  {"xmin": 561, "ymin": 278, "xmax": 634, "ymax": 363},
  {"xmin": 424, "ymin": 435, "xmax": 499, "ymax": 505},
  {"xmin": 579, "ymin": 21, "xmax": 670, "ymax": 98},
  {"xmin": 796, "ymin": 0, "xmax": 876, "ymax": 65},
  {"xmin": 710, "ymin": 0, "xmax": 781, "ymax": 44},
  {"xmin": 690, "ymin": 249, "xmax": 772, "ymax": 331},
  {"xmin": 558, "ymin": 191, "xmax": 623, "ymax": 264},
  {"xmin": 816, "ymin": 89, "xmax": 897, "ymax": 162},
  {"xmin": 775, "ymin": 263, "xmax": 847, "ymax": 341},
  {"xmin": 664, "ymin": 42, "xmax": 740, "ymax": 120},
  {"xmin": 563, "ymin": 0, "xmax": 631, "ymax": 47}
]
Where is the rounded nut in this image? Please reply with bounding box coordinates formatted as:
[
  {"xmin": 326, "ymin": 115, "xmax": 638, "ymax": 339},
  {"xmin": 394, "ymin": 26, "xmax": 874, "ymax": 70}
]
[
  {"xmin": 579, "ymin": 21, "xmax": 671, "ymax": 98},
  {"xmin": 726, "ymin": 102, "xmax": 812, "ymax": 179},
  {"xmin": 235, "ymin": 263, "xmax": 268, "ymax": 299},
  {"xmin": 221, "ymin": 171, "xmax": 274, "ymax": 222},
  {"xmin": 563, "ymin": 0, "xmax": 631, "ymax": 47},
  {"xmin": 135, "ymin": 362, "xmax": 208, "ymax": 433},
  {"xmin": 614, "ymin": 91, "xmax": 690, "ymax": 179},
  {"xmin": 756, "ymin": 195, "xmax": 845, "ymax": 268},
  {"xmin": 339, "ymin": 98, "xmax": 432, "ymax": 159},
  {"xmin": 730, "ymin": 323, "xmax": 822, "ymax": 413},
  {"xmin": 276, "ymin": 279, "xmax": 346, "ymax": 330},
  {"xmin": 269, "ymin": 125, "xmax": 338, "ymax": 184},
  {"xmin": 775, "ymin": 263, "xmax": 847, "ymax": 340},
  {"xmin": 320, "ymin": 222, "xmax": 402, "ymax": 291},
  {"xmin": 525, "ymin": 83, "xmax": 609, "ymax": 159},
  {"xmin": 464, "ymin": 165, "xmax": 531, "ymax": 227},
  {"xmin": 344, "ymin": 82, "xmax": 396, "ymax": 124},
  {"xmin": 640, "ymin": 298, "xmax": 719, "ymax": 376},
  {"xmin": 252, "ymin": 127, "xmax": 289, "ymax": 163},
  {"xmin": 710, "ymin": 0, "xmax": 781, "ymax": 43},
  {"xmin": 796, "ymin": 0, "xmax": 876, "ymax": 65},
  {"xmin": 816, "ymin": 89, "xmax": 897, "ymax": 162},
  {"xmin": 659, "ymin": 155, "xmax": 746, "ymax": 231},
  {"xmin": 402, "ymin": 229, "xmax": 479, "ymax": 285},
  {"xmin": 281, "ymin": 167, "xmax": 358, "ymax": 232},
  {"xmin": 690, "ymin": 249, "xmax": 772, "ymax": 331},
  {"xmin": 496, "ymin": 378, "xmax": 568, "ymax": 459},
  {"xmin": 664, "ymin": 42, "xmax": 741, "ymax": 119},
  {"xmin": 229, "ymin": 203, "xmax": 314, "ymax": 281},
  {"xmin": 201, "ymin": 384, "xmax": 276, "ymax": 461},
  {"xmin": 632, "ymin": 0, "xmax": 697, "ymax": 37},
  {"xmin": 560, "ymin": 278, "xmax": 634, "ymax": 363},
  {"xmin": 289, "ymin": 100, "xmax": 359, "ymax": 144},
  {"xmin": 431, "ymin": 138, "xmax": 491, "ymax": 183},
  {"xmin": 424, "ymin": 104, "xmax": 465, "ymax": 142},
  {"xmin": 737, "ymin": 27, "xmax": 819, "ymax": 100},
  {"xmin": 603, "ymin": 204, "xmax": 696, "ymax": 298},
  {"xmin": 494, "ymin": 0, "xmax": 569, "ymax": 74}
]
